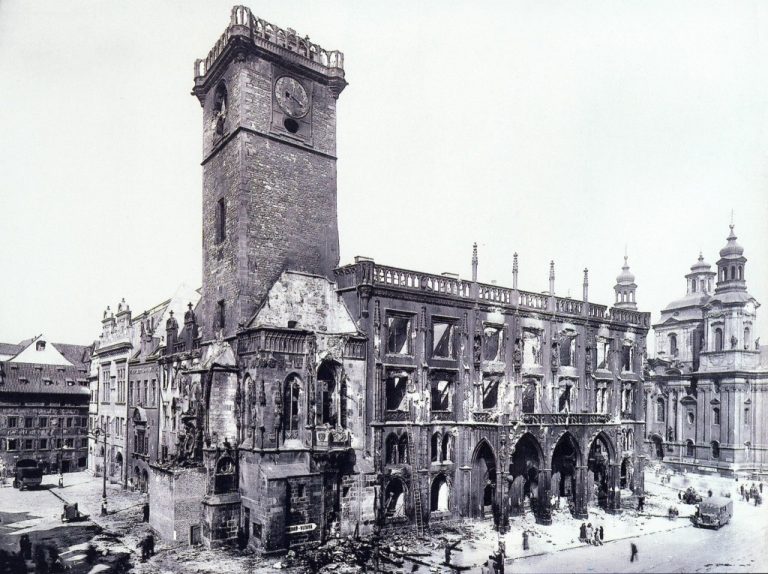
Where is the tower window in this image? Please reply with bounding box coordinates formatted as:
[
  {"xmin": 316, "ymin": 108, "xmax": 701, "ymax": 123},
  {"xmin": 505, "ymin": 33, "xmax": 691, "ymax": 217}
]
[
  {"xmin": 710, "ymin": 441, "xmax": 719, "ymax": 459},
  {"xmin": 213, "ymin": 83, "xmax": 227, "ymax": 136},
  {"xmin": 738, "ymin": 266, "xmax": 743, "ymax": 280},
  {"xmin": 714, "ymin": 328, "xmax": 723, "ymax": 352},
  {"xmin": 669, "ymin": 333, "xmax": 678, "ymax": 356},
  {"xmin": 712, "ymin": 407, "xmax": 720, "ymax": 425},
  {"xmin": 216, "ymin": 198, "xmax": 226, "ymax": 243},
  {"xmin": 216, "ymin": 300, "xmax": 226, "ymax": 330},
  {"xmin": 730, "ymin": 266, "xmax": 736, "ymax": 279},
  {"xmin": 691, "ymin": 280, "xmax": 696, "ymax": 293},
  {"xmin": 744, "ymin": 328, "xmax": 751, "ymax": 349}
]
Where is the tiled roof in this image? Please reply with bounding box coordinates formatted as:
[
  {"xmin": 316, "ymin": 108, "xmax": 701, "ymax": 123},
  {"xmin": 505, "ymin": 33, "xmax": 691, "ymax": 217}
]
[
  {"xmin": 0, "ymin": 342, "xmax": 22, "ymax": 358},
  {"xmin": 0, "ymin": 361, "xmax": 90, "ymax": 396},
  {"xmin": 53, "ymin": 343, "xmax": 93, "ymax": 369}
]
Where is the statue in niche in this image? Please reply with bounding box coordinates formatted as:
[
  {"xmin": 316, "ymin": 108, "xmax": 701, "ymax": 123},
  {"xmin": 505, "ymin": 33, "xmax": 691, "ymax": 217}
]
[
  {"xmin": 473, "ymin": 333, "xmax": 482, "ymax": 364},
  {"xmin": 585, "ymin": 347, "xmax": 593, "ymax": 372},
  {"xmin": 731, "ymin": 335, "xmax": 738, "ymax": 349},
  {"xmin": 550, "ymin": 345, "xmax": 560, "ymax": 371},
  {"xmin": 512, "ymin": 341, "xmax": 522, "ymax": 370}
]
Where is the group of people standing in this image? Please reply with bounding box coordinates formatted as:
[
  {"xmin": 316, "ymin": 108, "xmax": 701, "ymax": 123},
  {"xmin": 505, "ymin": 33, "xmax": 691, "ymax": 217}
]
[
  {"xmin": 579, "ymin": 522, "xmax": 604, "ymax": 546},
  {"xmin": 739, "ymin": 482, "xmax": 763, "ymax": 505}
]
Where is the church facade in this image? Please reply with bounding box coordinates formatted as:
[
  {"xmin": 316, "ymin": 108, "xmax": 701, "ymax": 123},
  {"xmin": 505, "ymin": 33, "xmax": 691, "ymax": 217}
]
[
  {"xmin": 645, "ymin": 226, "xmax": 768, "ymax": 478},
  {"xmin": 143, "ymin": 5, "xmax": 651, "ymax": 553}
]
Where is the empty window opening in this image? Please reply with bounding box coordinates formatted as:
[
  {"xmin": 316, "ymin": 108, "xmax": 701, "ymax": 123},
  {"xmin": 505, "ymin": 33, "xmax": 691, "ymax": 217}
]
[
  {"xmin": 482, "ymin": 378, "xmax": 499, "ymax": 409},
  {"xmin": 387, "ymin": 315, "xmax": 413, "ymax": 355},
  {"xmin": 432, "ymin": 321, "xmax": 455, "ymax": 358},
  {"xmin": 483, "ymin": 326, "xmax": 502, "ymax": 362},
  {"xmin": 430, "ymin": 378, "xmax": 454, "ymax": 412},
  {"xmin": 385, "ymin": 373, "xmax": 409, "ymax": 411},
  {"xmin": 216, "ymin": 198, "xmax": 226, "ymax": 243}
]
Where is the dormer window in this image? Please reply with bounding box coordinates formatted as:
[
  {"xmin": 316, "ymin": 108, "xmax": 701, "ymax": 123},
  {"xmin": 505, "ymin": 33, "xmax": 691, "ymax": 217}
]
[{"xmin": 36, "ymin": 340, "xmax": 46, "ymax": 351}]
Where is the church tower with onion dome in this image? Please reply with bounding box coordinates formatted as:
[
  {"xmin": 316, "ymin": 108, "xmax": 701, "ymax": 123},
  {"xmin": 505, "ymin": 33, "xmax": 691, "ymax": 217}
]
[{"xmin": 613, "ymin": 256, "xmax": 638, "ymax": 310}]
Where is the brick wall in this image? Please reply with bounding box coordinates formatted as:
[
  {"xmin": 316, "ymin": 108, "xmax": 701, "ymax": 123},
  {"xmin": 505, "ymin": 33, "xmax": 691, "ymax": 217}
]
[
  {"xmin": 149, "ymin": 465, "xmax": 206, "ymax": 543},
  {"xmin": 199, "ymin": 55, "xmax": 341, "ymax": 340}
]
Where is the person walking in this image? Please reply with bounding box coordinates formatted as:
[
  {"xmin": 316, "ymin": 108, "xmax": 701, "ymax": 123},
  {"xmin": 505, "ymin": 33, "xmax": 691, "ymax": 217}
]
[
  {"xmin": 740, "ymin": 484, "xmax": 745, "ymax": 499},
  {"xmin": 522, "ymin": 530, "xmax": 529, "ymax": 551},
  {"xmin": 593, "ymin": 528, "xmax": 603, "ymax": 546},
  {"xmin": 637, "ymin": 495, "xmax": 645, "ymax": 512},
  {"xmin": 760, "ymin": 482, "xmax": 763, "ymax": 494},
  {"xmin": 585, "ymin": 523, "xmax": 594, "ymax": 545},
  {"xmin": 599, "ymin": 525, "xmax": 604, "ymax": 541},
  {"xmin": 630, "ymin": 542, "xmax": 638, "ymax": 562},
  {"xmin": 579, "ymin": 522, "xmax": 587, "ymax": 542},
  {"xmin": 707, "ymin": 489, "xmax": 713, "ymax": 498},
  {"xmin": 678, "ymin": 490, "xmax": 683, "ymax": 501}
]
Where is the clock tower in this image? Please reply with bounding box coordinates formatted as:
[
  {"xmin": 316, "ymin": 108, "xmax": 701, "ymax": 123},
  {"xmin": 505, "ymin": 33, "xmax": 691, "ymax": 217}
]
[{"xmin": 193, "ymin": 6, "xmax": 347, "ymax": 340}]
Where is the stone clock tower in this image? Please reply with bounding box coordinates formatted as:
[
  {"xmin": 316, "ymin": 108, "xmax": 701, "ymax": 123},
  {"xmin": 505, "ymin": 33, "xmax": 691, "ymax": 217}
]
[{"xmin": 193, "ymin": 6, "xmax": 347, "ymax": 340}]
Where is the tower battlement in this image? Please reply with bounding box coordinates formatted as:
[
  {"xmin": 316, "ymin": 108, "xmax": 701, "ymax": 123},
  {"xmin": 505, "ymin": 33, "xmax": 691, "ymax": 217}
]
[{"xmin": 194, "ymin": 5, "xmax": 345, "ymax": 96}]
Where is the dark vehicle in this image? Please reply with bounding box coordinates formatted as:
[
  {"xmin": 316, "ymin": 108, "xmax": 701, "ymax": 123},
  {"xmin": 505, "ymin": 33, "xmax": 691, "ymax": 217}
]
[
  {"xmin": 13, "ymin": 460, "xmax": 43, "ymax": 490},
  {"xmin": 682, "ymin": 486, "xmax": 702, "ymax": 504},
  {"xmin": 693, "ymin": 496, "xmax": 733, "ymax": 529}
]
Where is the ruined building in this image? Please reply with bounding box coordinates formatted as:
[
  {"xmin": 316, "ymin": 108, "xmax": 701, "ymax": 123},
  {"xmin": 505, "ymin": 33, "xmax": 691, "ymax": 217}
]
[
  {"xmin": 646, "ymin": 226, "xmax": 768, "ymax": 477},
  {"xmin": 145, "ymin": 5, "xmax": 651, "ymax": 552}
]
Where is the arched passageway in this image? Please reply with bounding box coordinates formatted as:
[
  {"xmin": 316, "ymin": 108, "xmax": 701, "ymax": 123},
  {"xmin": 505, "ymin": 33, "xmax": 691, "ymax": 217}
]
[
  {"xmin": 587, "ymin": 433, "xmax": 612, "ymax": 509},
  {"xmin": 551, "ymin": 433, "xmax": 580, "ymax": 502},
  {"xmin": 508, "ymin": 434, "xmax": 542, "ymax": 516},
  {"xmin": 471, "ymin": 441, "xmax": 497, "ymax": 520}
]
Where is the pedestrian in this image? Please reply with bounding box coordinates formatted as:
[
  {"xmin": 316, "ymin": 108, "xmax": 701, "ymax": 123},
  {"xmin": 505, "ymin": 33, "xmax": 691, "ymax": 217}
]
[
  {"xmin": 678, "ymin": 490, "xmax": 682, "ymax": 501},
  {"xmin": 707, "ymin": 489, "xmax": 713, "ymax": 498},
  {"xmin": 585, "ymin": 523, "xmax": 594, "ymax": 545},
  {"xmin": 760, "ymin": 482, "xmax": 763, "ymax": 494},
  {"xmin": 637, "ymin": 495, "xmax": 645, "ymax": 512},
  {"xmin": 740, "ymin": 484, "xmax": 745, "ymax": 499},
  {"xmin": 579, "ymin": 522, "xmax": 587, "ymax": 542},
  {"xmin": 599, "ymin": 525, "xmax": 604, "ymax": 541},
  {"xmin": 147, "ymin": 534, "xmax": 155, "ymax": 557},
  {"xmin": 593, "ymin": 528, "xmax": 602, "ymax": 546},
  {"xmin": 142, "ymin": 502, "xmax": 150, "ymax": 522},
  {"xmin": 138, "ymin": 537, "xmax": 147, "ymax": 562},
  {"xmin": 522, "ymin": 530, "xmax": 529, "ymax": 551},
  {"xmin": 630, "ymin": 542, "xmax": 638, "ymax": 563},
  {"xmin": 746, "ymin": 489, "xmax": 751, "ymax": 502}
]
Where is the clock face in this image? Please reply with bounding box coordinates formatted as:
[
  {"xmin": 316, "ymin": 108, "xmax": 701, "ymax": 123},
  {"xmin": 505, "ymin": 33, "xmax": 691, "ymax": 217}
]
[{"xmin": 275, "ymin": 76, "xmax": 309, "ymax": 118}]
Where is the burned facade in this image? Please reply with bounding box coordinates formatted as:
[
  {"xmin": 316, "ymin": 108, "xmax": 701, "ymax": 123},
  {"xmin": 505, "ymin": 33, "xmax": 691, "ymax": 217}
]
[
  {"xmin": 645, "ymin": 226, "xmax": 768, "ymax": 478},
  {"xmin": 141, "ymin": 5, "xmax": 651, "ymax": 554}
]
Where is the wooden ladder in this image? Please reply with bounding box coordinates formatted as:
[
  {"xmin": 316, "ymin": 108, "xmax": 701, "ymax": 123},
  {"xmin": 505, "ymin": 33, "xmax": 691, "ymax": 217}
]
[{"xmin": 407, "ymin": 425, "xmax": 425, "ymax": 537}]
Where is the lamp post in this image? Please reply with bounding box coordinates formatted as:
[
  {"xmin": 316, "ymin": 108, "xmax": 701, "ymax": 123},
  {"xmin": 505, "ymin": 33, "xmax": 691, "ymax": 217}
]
[
  {"xmin": 95, "ymin": 423, "xmax": 109, "ymax": 515},
  {"xmin": 53, "ymin": 417, "xmax": 64, "ymax": 488}
]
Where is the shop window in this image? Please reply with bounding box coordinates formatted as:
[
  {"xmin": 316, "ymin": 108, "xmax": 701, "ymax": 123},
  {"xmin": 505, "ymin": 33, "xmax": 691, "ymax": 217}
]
[
  {"xmin": 387, "ymin": 315, "xmax": 413, "ymax": 355},
  {"xmin": 432, "ymin": 321, "xmax": 455, "ymax": 358}
]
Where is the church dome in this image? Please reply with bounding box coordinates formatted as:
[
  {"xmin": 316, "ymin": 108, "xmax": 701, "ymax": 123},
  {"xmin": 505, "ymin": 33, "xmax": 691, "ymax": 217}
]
[
  {"xmin": 616, "ymin": 256, "xmax": 635, "ymax": 284},
  {"xmin": 690, "ymin": 252, "xmax": 711, "ymax": 272},
  {"xmin": 719, "ymin": 224, "xmax": 744, "ymax": 258}
]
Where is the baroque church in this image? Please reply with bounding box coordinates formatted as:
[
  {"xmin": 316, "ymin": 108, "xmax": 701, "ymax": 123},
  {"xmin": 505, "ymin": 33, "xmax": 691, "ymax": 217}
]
[
  {"xmin": 645, "ymin": 225, "xmax": 768, "ymax": 477},
  {"xmin": 108, "ymin": 6, "xmax": 654, "ymax": 552}
]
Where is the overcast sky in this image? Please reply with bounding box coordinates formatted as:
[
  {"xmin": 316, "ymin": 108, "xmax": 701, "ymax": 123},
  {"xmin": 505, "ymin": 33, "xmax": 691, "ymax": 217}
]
[{"xmin": 1, "ymin": 0, "xmax": 767, "ymax": 350}]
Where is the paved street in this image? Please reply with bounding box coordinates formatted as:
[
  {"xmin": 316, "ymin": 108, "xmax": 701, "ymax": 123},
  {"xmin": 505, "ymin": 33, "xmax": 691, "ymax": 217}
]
[
  {"xmin": 0, "ymin": 471, "xmax": 148, "ymax": 573},
  {"xmin": 1, "ymin": 469, "xmax": 766, "ymax": 573}
]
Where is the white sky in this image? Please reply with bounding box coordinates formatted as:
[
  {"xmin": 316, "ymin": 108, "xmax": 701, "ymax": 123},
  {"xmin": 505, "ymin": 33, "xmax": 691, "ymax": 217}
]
[{"xmin": 1, "ymin": 1, "xmax": 767, "ymax": 348}]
